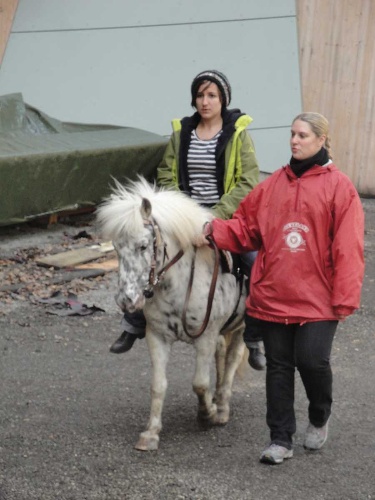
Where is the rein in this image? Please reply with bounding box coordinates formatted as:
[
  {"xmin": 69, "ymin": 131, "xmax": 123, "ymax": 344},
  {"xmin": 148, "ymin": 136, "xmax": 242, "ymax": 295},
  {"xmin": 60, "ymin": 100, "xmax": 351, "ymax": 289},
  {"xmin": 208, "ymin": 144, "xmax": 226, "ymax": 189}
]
[
  {"xmin": 182, "ymin": 236, "xmax": 220, "ymax": 339},
  {"xmin": 144, "ymin": 249, "xmax": 184, "ymax": 298}
]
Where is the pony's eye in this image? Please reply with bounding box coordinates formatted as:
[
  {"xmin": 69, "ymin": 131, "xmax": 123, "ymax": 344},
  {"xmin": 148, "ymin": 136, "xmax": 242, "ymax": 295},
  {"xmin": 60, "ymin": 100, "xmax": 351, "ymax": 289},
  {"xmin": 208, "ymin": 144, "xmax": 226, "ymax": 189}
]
[{"xmin": 140, "ymin": 244, "xmax": 148, "ymax": 252}]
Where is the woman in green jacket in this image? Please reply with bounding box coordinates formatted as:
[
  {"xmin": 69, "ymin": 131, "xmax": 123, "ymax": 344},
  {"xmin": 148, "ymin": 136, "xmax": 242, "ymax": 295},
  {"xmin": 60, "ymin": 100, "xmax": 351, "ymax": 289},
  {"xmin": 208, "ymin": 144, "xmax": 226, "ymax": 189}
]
[
  {"xmin": 157, "ymin": 81, "xmax": 259, "ymax": 220},
  {"xmin": 110, "ymin": 70, "xmax": 263, "ymax": 369}
]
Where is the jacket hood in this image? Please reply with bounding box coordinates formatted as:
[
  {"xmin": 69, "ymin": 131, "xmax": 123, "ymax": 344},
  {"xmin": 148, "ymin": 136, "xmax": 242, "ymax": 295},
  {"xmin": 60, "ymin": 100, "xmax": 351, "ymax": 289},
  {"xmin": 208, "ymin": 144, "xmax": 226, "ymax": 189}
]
[{"xmin": 223, "ymin": 108, "xmax": 252, "ymax": 129}]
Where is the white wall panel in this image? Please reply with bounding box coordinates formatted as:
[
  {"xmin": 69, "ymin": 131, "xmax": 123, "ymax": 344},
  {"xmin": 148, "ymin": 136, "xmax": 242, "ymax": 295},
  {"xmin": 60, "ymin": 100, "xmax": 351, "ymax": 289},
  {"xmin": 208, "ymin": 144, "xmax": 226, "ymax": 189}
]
[
  {"xmin": 13, "ymin": 0, "xmax": 296, "ymax": 31},
  {"xmin": 251, "ymin": 127, "xmax": 292, "ymax": 173},
  {"xmin": 0, "ymin": 20, "xmax": 301, "ymax": 129},
  {"xmin": 0, "ymin": 0, "xmax": 301, "ymax": 173}
]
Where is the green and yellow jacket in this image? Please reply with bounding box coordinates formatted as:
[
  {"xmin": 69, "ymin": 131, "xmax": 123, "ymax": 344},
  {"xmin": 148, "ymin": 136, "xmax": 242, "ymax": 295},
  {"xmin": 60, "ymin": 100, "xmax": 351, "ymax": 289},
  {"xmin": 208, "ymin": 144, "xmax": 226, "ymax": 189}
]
[{"xmin": 157, "ymin": 108, "xmax": 259, "ymax": 220}]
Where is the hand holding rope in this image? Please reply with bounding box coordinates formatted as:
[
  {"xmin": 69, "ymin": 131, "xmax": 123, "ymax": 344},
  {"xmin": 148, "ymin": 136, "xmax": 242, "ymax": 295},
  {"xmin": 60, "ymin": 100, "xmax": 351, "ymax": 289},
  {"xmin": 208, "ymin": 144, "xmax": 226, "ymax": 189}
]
[{"xmin": 193, "ymin": 221, "xmax": 214, "ymax": 248}]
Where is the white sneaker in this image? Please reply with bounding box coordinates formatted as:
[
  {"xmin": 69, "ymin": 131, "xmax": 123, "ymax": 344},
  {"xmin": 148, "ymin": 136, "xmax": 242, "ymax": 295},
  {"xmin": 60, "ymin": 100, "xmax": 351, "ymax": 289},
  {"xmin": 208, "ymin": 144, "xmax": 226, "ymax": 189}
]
[
  {"xmin": 259, "ymin": 444, "xmax": 293, "ymax": 464},
  {"xmin": 304, "ymin": 420, "xmax": 329, "ymax": 450}
]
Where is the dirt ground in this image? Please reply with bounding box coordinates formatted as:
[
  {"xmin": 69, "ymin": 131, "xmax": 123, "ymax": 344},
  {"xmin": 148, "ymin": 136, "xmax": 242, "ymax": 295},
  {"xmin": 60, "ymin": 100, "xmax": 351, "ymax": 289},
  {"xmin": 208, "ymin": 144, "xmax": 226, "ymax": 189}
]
[{"xmin": 0, "ymin": 199, "xmax": 375, "ymax": 500}]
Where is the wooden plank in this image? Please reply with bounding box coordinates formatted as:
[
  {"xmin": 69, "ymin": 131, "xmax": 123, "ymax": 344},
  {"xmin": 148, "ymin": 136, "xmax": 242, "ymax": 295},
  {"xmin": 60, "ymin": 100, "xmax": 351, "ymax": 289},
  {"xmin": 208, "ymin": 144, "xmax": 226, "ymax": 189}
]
[
  {"xmin": 36, "ymin": 248, "xmax": 106, "ymax": 269},
  {"xmin": 36, "ymin": 243, "xmax": 114, "ymax": 269},
  {"xmin": 0, "ymin": 0, "xmax": 19, "ymax": 66},
  {"xmin": 75, "ymin": 257, "xmax": 118, "ymax": 272}
]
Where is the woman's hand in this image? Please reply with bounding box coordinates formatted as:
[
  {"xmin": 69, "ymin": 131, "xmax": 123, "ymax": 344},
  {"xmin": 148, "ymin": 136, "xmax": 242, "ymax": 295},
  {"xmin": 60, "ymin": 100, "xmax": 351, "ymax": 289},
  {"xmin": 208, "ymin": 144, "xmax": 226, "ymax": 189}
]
[
  {"xmin": 193, "ymin": 233, "xmax": 210, "ymax": 247},
  {"xmin": 193, "ymin": 221, "xmax": 213, "ymax": 247},
  {"xmin": 336, "ymin": 314, "xmax": 347, "ymax": 321},
  {"xmin": 333, "ymin": 306, "xmax": 353, "ymax": 321}
]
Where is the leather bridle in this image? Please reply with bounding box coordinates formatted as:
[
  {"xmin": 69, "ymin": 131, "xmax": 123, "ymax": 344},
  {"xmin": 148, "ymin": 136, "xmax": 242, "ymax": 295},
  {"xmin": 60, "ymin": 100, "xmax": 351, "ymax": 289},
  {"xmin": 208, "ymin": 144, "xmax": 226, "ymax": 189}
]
[{"xmin": 142, "ymin": 218, "xmax": 184, "ymax": 299}]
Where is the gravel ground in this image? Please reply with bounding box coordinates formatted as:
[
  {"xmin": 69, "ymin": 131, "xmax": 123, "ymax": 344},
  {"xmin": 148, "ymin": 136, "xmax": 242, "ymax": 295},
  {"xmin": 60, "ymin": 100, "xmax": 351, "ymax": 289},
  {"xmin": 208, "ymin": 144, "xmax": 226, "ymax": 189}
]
[{"xmin": 0, "ymin": 199, "xmax": 375, "ymax": 500}]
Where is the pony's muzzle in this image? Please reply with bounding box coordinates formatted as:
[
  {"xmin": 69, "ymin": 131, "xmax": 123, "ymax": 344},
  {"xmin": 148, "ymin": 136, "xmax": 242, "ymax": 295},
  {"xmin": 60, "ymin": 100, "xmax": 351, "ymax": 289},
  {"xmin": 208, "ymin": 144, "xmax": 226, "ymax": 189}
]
[
  {"xmin": 143, "ymin": 287, "xmax": 154, "ymax": 298},
  {"xmin": 115, "ymin": 290, "xmax": 145, "ymax": 312}
]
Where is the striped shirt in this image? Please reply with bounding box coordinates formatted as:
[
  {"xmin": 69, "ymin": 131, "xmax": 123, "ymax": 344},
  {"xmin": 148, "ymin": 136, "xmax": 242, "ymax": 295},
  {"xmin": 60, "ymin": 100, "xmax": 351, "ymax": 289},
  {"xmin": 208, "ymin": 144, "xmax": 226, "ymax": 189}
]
[{"xmin": 187, "ymin": 129, "xmax": 222, "ymax": 206}]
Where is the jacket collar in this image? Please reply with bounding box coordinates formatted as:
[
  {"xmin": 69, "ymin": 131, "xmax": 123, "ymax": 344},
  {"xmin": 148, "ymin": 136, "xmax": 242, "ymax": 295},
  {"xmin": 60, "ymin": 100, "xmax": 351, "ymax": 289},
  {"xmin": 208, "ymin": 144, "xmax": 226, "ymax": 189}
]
[{"xmin": 284, "ymin": 162, "xmax": 337, "ymax": 180}]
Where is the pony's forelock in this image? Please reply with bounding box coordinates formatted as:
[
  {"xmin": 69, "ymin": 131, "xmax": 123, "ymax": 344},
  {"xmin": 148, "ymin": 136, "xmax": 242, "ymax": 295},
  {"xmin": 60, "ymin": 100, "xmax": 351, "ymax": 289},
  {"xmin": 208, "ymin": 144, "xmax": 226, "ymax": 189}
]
[{"xmin": 96, "ymin": 178, "xmax": 212, "ymax": 247}]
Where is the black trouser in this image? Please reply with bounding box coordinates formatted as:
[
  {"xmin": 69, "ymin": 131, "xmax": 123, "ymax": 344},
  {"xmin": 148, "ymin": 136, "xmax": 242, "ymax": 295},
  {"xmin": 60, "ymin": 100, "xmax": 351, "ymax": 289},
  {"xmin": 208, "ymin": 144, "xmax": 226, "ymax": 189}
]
[
  {"xmin": 120, "ymin": 310, "xmax": 146, "ymax": 337},
  {"xmin": 240, "ymin": 251, "xmax": 262, "ymax": 344},
  {"xmin": 240, "ymin": 252, "xmax": 262, "ymax": 347},
  {"xmin": 243, "ymin": 315, "xmax": 263, "ymax": 345},
  {"xmin": 260, "ymin": 320, "xmax": 338, "ymax": 449}
]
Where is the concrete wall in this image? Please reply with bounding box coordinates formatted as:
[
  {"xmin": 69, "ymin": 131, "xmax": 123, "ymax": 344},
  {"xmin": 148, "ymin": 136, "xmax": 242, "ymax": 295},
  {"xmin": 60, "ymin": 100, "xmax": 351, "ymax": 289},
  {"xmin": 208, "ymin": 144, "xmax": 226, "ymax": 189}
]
[{"xmin": 0, "ymin": 0, "xmax": 302, "ymax": 175}]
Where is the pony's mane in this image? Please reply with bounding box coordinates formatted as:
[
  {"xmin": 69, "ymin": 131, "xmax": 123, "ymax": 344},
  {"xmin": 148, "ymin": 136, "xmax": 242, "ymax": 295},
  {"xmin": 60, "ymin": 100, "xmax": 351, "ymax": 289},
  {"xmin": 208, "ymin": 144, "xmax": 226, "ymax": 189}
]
[{"xmin": 96, "ymin": 177, "xmax": 213, "ymax": 250}]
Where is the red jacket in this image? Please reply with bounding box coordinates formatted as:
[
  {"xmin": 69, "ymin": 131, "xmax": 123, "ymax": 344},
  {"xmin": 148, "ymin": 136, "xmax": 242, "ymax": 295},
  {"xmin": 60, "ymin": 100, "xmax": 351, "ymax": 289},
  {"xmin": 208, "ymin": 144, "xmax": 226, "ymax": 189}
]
[{"xmin": 212, "ymin": 163, "xmax": 365, "ymax": 324}]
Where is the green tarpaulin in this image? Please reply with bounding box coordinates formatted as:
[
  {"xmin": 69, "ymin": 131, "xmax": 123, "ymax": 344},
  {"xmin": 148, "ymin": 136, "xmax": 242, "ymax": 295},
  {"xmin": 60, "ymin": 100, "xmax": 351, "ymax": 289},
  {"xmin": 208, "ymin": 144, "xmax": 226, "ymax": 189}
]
[{"xmin": 0, "ymin": 93, "xmax": 167, "ymax": 226}]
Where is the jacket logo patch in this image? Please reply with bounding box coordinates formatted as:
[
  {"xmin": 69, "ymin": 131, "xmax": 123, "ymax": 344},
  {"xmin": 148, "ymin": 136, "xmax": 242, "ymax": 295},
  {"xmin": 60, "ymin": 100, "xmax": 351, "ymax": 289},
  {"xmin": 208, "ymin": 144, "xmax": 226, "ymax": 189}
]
[{"xmin": 283, "ymin": 222, "xmax": 309, "ymax": 252}]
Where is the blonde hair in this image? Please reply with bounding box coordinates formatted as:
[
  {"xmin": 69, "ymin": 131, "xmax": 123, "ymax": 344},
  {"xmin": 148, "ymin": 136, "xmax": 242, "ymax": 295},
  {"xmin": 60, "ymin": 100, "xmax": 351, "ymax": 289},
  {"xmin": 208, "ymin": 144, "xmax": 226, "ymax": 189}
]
[{"xmin": 293, "ymin": 112, "xmax": 333, "ymax": 159}]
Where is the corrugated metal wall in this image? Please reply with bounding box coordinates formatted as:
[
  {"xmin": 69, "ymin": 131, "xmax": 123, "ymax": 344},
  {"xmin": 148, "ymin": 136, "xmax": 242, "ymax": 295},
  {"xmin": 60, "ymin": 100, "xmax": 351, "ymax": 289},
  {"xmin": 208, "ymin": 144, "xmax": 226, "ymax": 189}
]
[{"xmin": 296, "ymin": 0, "xmax": 375, "ymax": 195}]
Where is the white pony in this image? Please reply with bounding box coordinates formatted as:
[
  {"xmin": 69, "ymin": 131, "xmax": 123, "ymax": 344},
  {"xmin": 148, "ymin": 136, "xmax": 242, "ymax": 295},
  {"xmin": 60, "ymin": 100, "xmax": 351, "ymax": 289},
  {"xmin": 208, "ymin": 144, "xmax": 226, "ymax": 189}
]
[{"xmin": 97, "ymin": 178, "xmax": 246, "ymax": 451}]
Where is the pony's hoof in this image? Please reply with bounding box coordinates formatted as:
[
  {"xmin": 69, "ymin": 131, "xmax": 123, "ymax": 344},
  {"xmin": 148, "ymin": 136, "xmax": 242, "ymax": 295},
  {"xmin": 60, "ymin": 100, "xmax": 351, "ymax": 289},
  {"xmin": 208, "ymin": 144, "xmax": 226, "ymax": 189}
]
[
  {"xmin": 213, "ymin": 411, "xmax": 229, "ymax": 426},
  {"xmin": 197, "ymin": 404, "xmax": 217, "ymax": 423},
  {"xmin": 134, "ymin": 433, "xmax": 159, "ymax": 451}
]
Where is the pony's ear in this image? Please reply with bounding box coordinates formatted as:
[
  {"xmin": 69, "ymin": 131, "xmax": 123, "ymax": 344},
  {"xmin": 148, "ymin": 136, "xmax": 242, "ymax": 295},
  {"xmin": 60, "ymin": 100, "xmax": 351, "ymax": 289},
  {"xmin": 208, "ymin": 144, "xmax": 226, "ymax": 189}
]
[{"xmin": 141, "ymin": 198, "xmax": 152, "ymax": 219}]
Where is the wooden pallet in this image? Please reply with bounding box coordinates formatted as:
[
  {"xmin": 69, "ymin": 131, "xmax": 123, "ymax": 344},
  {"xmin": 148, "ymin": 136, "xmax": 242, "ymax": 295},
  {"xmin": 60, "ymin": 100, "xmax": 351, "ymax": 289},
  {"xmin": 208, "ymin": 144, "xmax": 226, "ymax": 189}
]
[{"xmin": 36, "ymin": 242, "xmax": 114, "ymax": 269}]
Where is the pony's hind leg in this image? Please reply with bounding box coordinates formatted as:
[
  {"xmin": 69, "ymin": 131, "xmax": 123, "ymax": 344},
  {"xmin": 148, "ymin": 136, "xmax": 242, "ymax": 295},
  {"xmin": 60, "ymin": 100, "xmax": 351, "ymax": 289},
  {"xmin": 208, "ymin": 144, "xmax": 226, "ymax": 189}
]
[
  {"xmin": 193, "ymin": 335, "xmax": 218, "ymax": 423},
  {"xmin": 135, "ymin": 332, "xmax": 171, "ymax": 451},
  {"xmin": 213, "ymin": 326, "xmax": 245, "ymax": 425},
  {"xmin": 215, "ymin": 334, "xmax": 227, "ymax": 391}
]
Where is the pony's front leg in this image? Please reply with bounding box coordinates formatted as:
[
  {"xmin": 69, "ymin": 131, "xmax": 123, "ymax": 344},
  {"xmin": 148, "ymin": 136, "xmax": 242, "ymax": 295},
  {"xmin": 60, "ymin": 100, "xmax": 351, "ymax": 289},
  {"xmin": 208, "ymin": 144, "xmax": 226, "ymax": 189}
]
[
  {"xmin": 193, "ymin": 335, "xmax": 217, "ymax": 423},
  {"xmin": 135, "ymin": 332, "xmax": 171, "ymax": 451}
]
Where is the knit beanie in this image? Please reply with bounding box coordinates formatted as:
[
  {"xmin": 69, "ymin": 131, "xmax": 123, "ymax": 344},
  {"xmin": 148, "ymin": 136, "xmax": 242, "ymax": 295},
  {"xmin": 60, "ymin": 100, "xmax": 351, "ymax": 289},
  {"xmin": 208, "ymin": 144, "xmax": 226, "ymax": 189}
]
[{"xmin": 191, "ymin": 70, "xmax": 232, "ymax": 108}]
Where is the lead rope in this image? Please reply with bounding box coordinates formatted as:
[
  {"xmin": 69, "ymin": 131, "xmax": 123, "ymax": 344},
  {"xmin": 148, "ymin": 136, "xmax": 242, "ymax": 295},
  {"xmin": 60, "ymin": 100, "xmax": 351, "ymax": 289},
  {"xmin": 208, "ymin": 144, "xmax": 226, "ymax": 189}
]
[{"xmin": 182, "ymin": 236, "xmax": 220, "ymax": 339}]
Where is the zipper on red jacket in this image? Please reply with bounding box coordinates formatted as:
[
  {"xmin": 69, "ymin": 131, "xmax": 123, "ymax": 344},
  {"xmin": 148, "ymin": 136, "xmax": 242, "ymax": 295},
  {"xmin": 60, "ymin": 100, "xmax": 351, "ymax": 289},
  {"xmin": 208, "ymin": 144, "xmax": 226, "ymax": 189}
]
[{"xmin": 294, "ymin": 178, "xmax": 301, "ymax": 211}]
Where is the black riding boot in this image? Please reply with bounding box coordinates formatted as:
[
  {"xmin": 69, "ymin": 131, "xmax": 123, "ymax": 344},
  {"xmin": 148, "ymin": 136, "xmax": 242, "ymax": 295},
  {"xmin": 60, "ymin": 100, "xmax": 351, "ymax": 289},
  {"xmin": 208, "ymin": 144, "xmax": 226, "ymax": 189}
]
[
  {"xmin": 110, "ymin": 310, "xmax": 146, "ymax": 354},
  {"xmin": 244, "ymin": 315, "xmax": 266, "ymax": 371}
]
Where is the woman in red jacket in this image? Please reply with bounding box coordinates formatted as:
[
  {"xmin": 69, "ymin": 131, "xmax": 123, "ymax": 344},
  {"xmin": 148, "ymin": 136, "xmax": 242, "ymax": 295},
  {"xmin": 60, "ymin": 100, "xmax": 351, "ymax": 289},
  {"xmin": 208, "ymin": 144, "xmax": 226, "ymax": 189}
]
[{"xmin": 194, "ymin": 112, "xmax": 365, "ymax": 465}]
